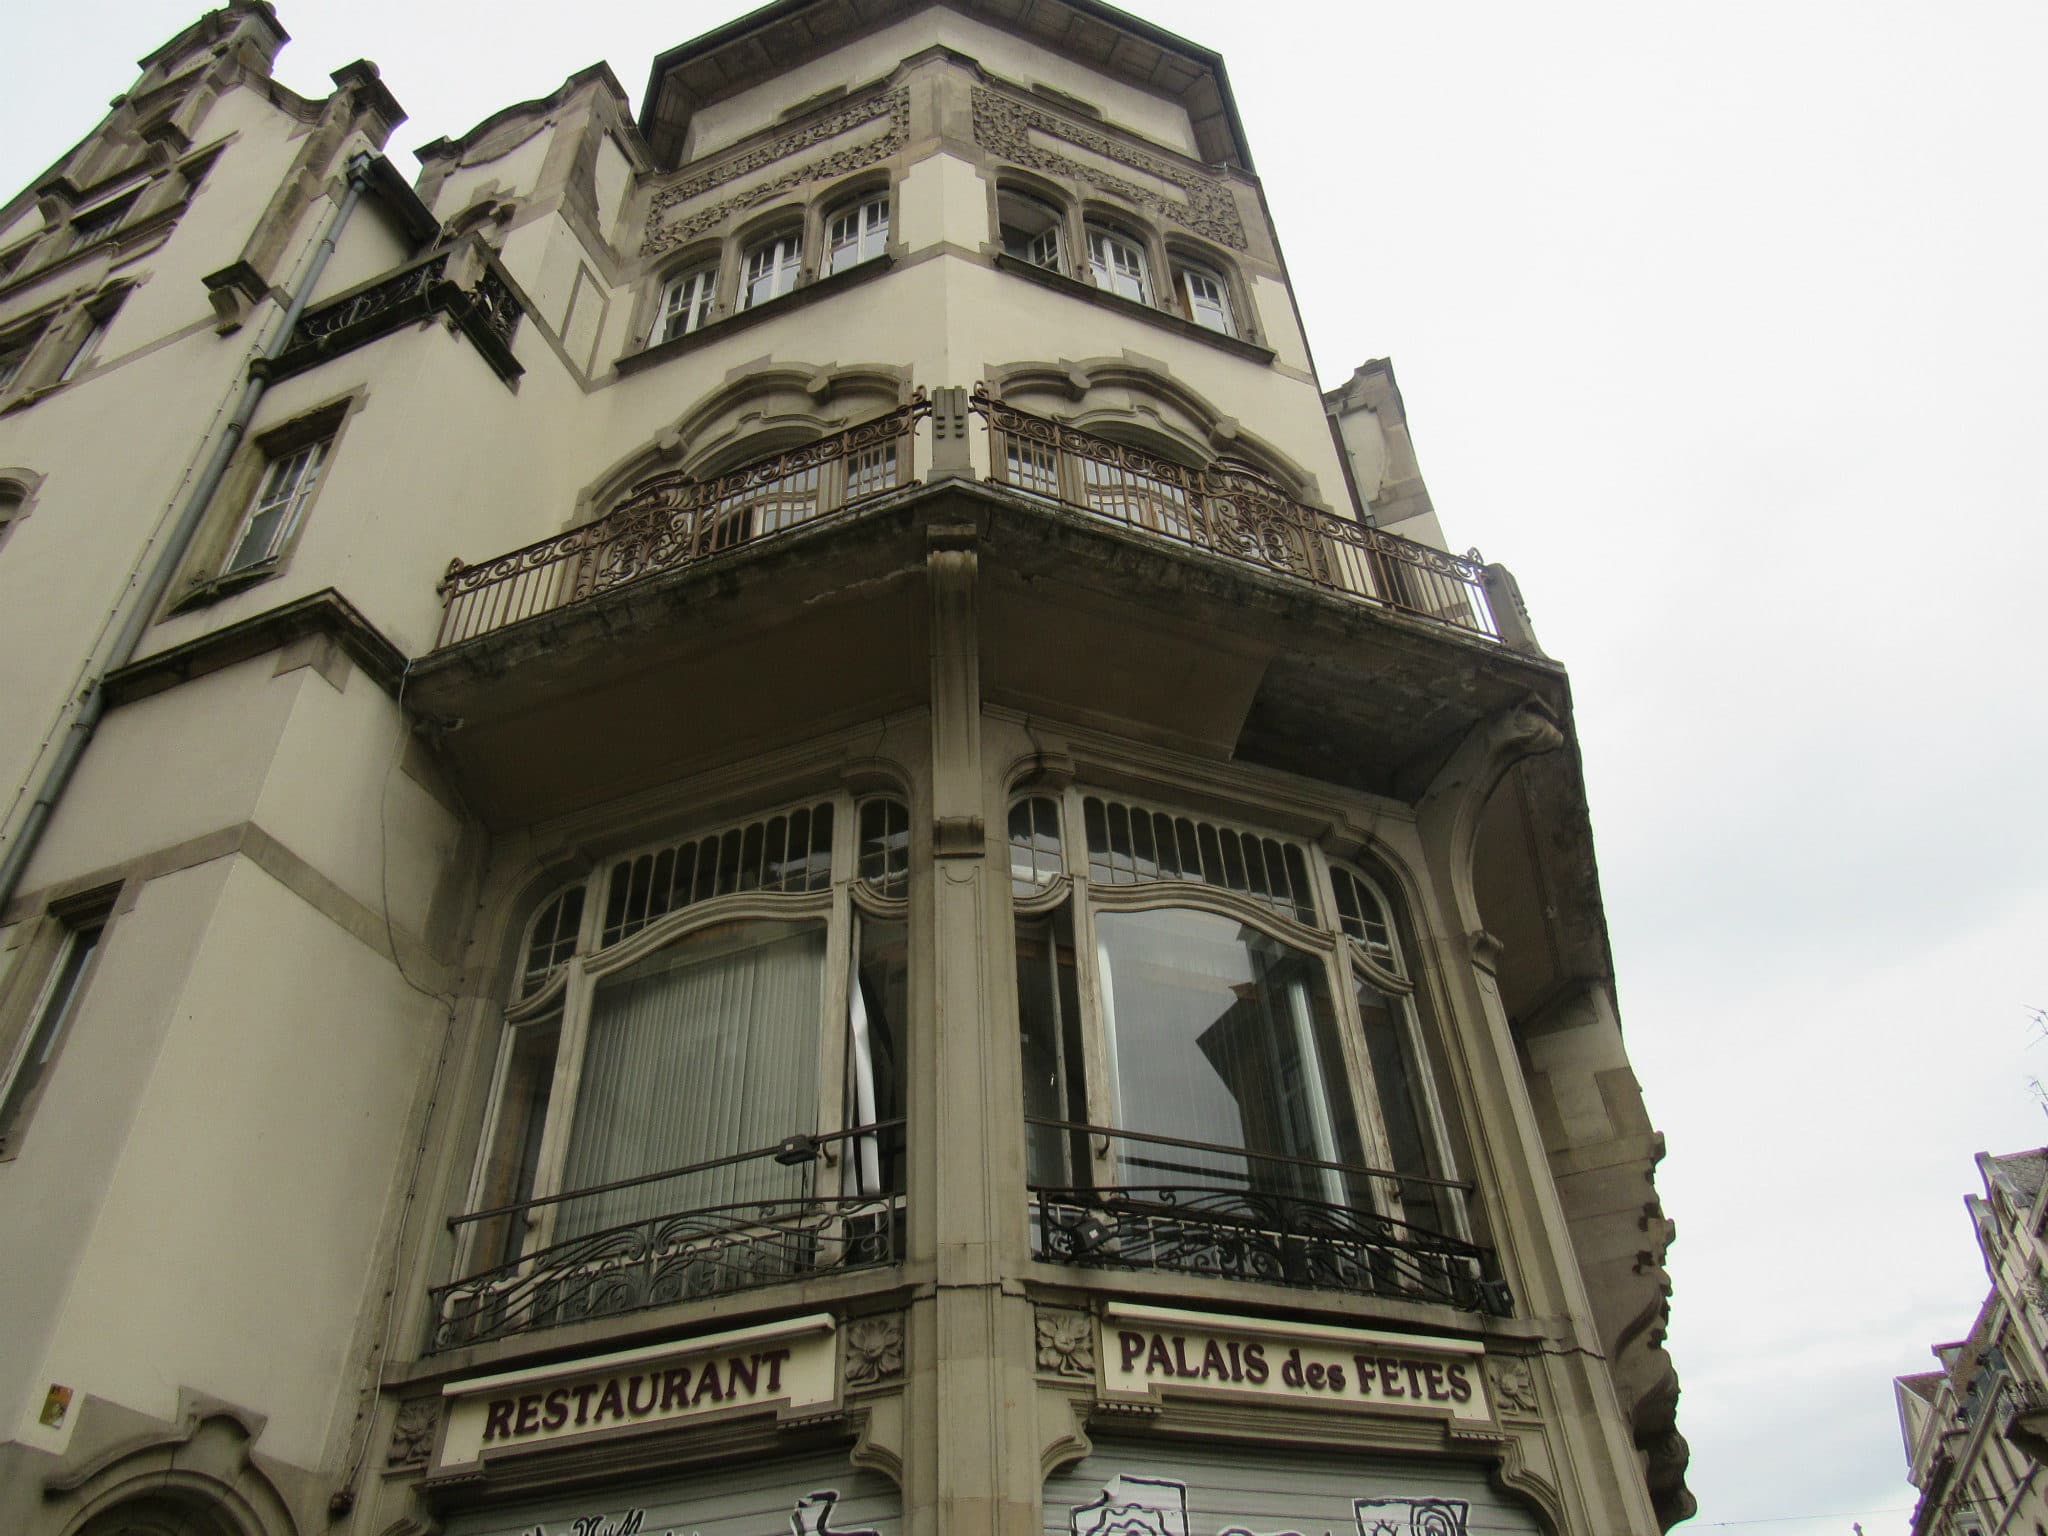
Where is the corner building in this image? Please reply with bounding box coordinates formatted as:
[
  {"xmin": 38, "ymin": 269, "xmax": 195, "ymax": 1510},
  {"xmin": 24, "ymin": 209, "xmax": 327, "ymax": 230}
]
[{"xmin": 0, "ymin": 4, "xmax": 1690, "ymax": 1534}]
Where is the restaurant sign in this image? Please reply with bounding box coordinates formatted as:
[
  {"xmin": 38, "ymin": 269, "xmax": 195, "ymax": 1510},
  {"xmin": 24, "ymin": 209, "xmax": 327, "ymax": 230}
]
[
  {"xmin": 439, "ymin": 1314, "xmax": 839, "ymax": 1467},
  {"xmin": 1098, "ymin": 1304, "xmax": 1491, "ymax": 1424}
]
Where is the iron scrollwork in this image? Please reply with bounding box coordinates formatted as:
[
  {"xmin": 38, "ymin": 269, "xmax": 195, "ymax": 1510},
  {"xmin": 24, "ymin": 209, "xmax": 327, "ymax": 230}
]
[
  {"xmin": 1031, "ymin": 1185, "xmax": 1511, "ymax": 1317},
  {"xmin": 428, "ymin": 1192, "xmax": 904, "ymax": 1352}
]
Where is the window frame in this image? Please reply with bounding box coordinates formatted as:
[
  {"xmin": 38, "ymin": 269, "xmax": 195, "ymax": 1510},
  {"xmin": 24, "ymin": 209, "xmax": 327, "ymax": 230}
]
[
  {"xmin": 457, "ymin": 790, "xmax": 914, "ymax": 1275},
  {"xmin": 997, "ymin": 187, "xmax": 1069, "ymax": 274},
  {"xmin": 738, "ymin": 225, "xmax": 805, "ymax": 312},
  {"xmin": 1084, "ymin": 222, "xmax": 1152, "ymax": 306},
  {"xmin": 654, "ymin": 262, "xmax": 719, "ymax": 344},
  {"xmin": 1173, "ymin": 258, "xmax": 1237, "ymax": 338},
  {"xmin": 0, "ymin": 887, "xmax": 119, "ymax": 1160},
  {"xmin": 220, "ymin": 433, "xmax": 331, "ymax": 576},
  {"xmin": 1009, "ymin": 786, "xmax": 1471, "ymax": 1242},
  {"xmin": 821, "ymin": 190, "xmax": 890, "ymax": 276}
]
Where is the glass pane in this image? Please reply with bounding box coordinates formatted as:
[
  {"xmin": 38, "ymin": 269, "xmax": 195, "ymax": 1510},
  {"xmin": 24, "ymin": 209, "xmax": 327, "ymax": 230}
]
[
  {"xmin": 1356, "ymin": 977, "xmax": 1442, "ymax": 1234},
  {"xmin": 1094, "ymin": 907, "xmax": 1360, "ymax": 1206},
  {"xmin": 556, "ymin": 919, "xmax": 825, "ymax": 1238},
  {"xmin": 0, "ymin": 921, "xmax": 103, "ymax": 1143},
  {"xmin": 845, "ymin": 915, "xmax": 908, "ymax": 1196},
  {"xmin": 473, "ymin": 1013, "xmax": 561, "ymax": 1267},
  {"xmin": 1018, "ymin": 905, "xmax": 1088, "ymax": 1187}
]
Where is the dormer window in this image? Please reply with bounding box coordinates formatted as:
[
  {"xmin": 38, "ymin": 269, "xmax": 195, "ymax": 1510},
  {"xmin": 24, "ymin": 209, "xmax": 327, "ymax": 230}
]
[
  {"xmin": 656, "ymin": 265, "xmax": 717, "ymax": 342},
  {"xmin": 740, "ymin": 229, "xmax": 803, "ymax": 310},
  {"xmin": 1085, "ymin": 224, "xmax": 1149, "ymax": 305},
  {"xmin": 823, "ymin": 193, "xmax": 889, "ymax": 275},
  {"xmin": 999, "ymin": 191, "xmax": 1065, "ymax": 272},
  {"xmin": 1175, "ymin": 261, "xmax": 1235, "ymax": 337}
]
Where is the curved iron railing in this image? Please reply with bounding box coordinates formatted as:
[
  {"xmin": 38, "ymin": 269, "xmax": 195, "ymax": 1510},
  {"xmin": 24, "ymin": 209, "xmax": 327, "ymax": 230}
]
[
  {"xmin": 970, "ymin": 388, "xmax": 1498, "ymax": 641},
  {"xmin": 429, "ymin": 1123, "xmax": 904, "ymax": 1353},
  {"xmin": 1027, "ymin": 1121, "xmax": 1509, "ymax": 1316},
  {"xmin": 435, "ymin": 394, "xmax": 929, "ymax": 647}
]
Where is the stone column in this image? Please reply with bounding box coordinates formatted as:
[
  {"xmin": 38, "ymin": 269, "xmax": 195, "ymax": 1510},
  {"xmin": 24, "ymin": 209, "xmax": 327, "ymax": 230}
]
[{"xmin": 909, "ymin": 521, "xmax": 1038, "ymax": 1534}]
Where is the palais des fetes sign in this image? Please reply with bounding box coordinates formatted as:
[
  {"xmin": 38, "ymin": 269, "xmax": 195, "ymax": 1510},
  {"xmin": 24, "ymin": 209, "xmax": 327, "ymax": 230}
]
[
  {"xmin": 1098, "ymin": 1304, "xmax": 1492, "ymax": 1424},
  {"xmin": 438, "ymin": 1314, "xmax": 839, "ymax": 1468}
]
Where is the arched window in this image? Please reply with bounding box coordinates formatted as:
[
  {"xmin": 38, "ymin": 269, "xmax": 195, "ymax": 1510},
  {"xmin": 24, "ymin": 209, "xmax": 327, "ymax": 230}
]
[
  {"xmin": 739, "ymin": 225, "xmax": 803, "ymax": 310},
  {"xmin": 655, "ymin": 263, "xmax": 718, "ymax": 342},
  {"xmin": 998, "ymin": 188, "xmax": 1066, "ymax": 272},
  {"xmin": 823, "ymin": 190, "xmax": 889, "ymax": 275},
  {"xmin": 1172, "ymin": 258, "xmax": 1236, "ymax": 336},
  {"xmin": 442, "ymin": 792, "xmax": 911, "ymax": 1348},
  {"xmin": 1014, "ymin": 788, "xmax": 1492, "ymax": 1311},
  {"xmin": 1084, "ymin": 222, "xmax": 1150, "ymax": 304}
]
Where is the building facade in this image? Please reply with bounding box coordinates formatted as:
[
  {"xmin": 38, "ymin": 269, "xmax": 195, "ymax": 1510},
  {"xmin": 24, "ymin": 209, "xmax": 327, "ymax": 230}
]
[
  {"xmin": 0, "ymin": 4, "xmax": 1689, "ymax": 1533},
  {"xmin": 1899, "ymin": 1150, "xmax": 2048, "ymax": 1535}
]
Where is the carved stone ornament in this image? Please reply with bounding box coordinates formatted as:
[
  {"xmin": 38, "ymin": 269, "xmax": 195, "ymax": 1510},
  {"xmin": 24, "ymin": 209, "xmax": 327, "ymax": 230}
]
[
  {"xmin": 643, "ymin": 89, "xmax": 911, "ymax": 256},
  {"xmin": 386, "ymin": 1397, "xmax": 440, "ymax": 1467},
  {"xmin": 1035, "ymin": 1307, "xmax": 1095, "ymax": 1379},
  {"xmin": 843, "ymin": 1314, "xmax": 905, "ymax": 1386},
  {"xmin": 970, "ymin": 87, "xmax": 1248, "ymax": 252},
  {"xmin": 1486, "ymin": 1356, "xmax": 1539, "ymax": 1416}
]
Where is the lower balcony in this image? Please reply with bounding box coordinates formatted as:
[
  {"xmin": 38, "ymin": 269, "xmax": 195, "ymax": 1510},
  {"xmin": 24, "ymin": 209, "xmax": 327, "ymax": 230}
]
[
  {"xmin": 429, "ymin": 1126, "xmax": 904, "ymax": 1354},
  {"xmin": 1028, "ymin": 1122, "xmax": 1511, "ymax": 1317}
]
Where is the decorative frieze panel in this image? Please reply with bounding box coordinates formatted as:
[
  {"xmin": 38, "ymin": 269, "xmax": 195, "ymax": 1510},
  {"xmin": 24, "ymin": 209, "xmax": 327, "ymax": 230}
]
[
  {"xmin": 643, "ymin": 89, "xmax": 912, "ymax": 256},
  {"xmin": 970, "ymin": 88, "xmax": 1248, "ymax": 252}
]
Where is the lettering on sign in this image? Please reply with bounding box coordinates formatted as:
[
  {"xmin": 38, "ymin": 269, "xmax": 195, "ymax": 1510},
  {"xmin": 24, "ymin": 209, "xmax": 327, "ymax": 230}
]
[
  {"xmin": 1096, "ymin": 1306, "xmax": 1490, "ymax": 1424},
  {"xmin": 496, "ymin": 1490, "xmax": 878, "ymax": 1536},
  {"xmin": 439, "ymin": 1315, "xmax": 839, "ymax": 1467}
]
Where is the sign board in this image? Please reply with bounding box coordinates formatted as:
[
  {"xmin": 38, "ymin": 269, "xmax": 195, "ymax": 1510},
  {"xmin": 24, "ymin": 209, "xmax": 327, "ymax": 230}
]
[
  {"xmin": 439, "ymin": 1314, "xmax": 839, "ymax": 1468},
  {"xmin": 1098, "ymin": 1304, "xmax": 1491, "ymax": 1424}
]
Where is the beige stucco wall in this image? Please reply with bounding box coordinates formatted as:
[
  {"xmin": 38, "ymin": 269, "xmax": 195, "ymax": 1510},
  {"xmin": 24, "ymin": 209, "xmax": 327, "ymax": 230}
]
[{"xmin": 18, "ymin": 852, "xmax": 442, "ymax": 1467}]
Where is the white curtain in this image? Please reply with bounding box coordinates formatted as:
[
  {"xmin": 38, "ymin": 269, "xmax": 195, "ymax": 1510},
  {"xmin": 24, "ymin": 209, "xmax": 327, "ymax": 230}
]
[{"xmin": 557, "ymin": 921, "xmax": 824, "ymax": 1238}]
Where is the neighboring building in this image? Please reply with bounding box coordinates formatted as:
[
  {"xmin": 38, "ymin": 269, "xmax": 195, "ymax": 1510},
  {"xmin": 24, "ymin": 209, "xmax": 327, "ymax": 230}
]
[
  {"xmin": 0, "ymin": 4, "xmax": 1690, "ymax": 1534},
  {"xmin": 1900, "ymin": 1151, "xmax": 2048, "ymax": 1535}
]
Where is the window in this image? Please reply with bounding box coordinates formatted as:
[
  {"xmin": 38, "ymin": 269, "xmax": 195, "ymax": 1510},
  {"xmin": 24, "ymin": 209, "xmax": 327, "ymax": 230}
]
[
  {"xmin": 0, "ymin": 335, "xmax": 32, "ymax": 392},
  {"xmin": 999, "ymin": 190, "xmax": 1065, "ymax": 273},
  {"xmin": 823, "ymin": 193, "xmax": 889, "ymax": 275},
  {"xmin": 1085, "ymin": 224, "xmax": 1150, "ymax": 304},
  {"xmin": 1016, "ymin": 789, "xmax": 1481, "ymax": 1303},
  {"xmin": 1175, "ymin": 261, "xmax": 1236, "ymax": 336},
  {"xmin": 65, "ymin": 193, "xmax": 137, "ymax": 254},
  {"xmin": 740, "ymin": 229, "xmax": 802, "ymax": 310},
  {"xmin": 0, "ymin": 901, "xmax": 111, "ymax": 1157},
  {"xmin": 0, "ymin": 484, "xmax": 24, "ymax": 553},
  {"xmin": 452, "ymin": 795, "xmax": 910, "ymax": 1324},
  {"xmin": 655, "ymin": 265, "xmax": 717, "ymax": 343},
  {"xmin": 56, "ymin": 305, "xmax": 114, "ymax": 383},
  {"xmin": 222, "ymin": 433, "xmax": 330, "ymax": 574}
]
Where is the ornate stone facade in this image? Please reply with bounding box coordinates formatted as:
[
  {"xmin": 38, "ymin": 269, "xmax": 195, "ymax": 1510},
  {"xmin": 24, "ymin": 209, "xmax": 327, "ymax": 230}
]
[{"xmin": 970, "ymin": 86, "xmax": 1248, "ymax": 252}]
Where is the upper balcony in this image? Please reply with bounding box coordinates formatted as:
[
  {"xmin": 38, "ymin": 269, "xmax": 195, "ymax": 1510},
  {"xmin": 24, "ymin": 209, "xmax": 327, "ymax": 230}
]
[
  {"xmin": 432, "ymin": 390, "xmax": 1512, "ymax": 653},
  {"xmin": 406, "ymin": 390, "xmax": 1560, "ymax": 825}
]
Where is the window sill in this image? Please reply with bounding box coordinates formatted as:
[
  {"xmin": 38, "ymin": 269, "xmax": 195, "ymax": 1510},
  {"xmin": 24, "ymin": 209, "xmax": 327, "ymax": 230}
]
[
  {"xmin": 616, "ymin": 253, "xmax": 896, "ymax": 377},
  {"xmin": 991, "ymin": 253, "xmax": 1277, "ymax": 366},
  {"xmin": 163, "ymin": 561, "xmax": 280, "ymax": 616}
]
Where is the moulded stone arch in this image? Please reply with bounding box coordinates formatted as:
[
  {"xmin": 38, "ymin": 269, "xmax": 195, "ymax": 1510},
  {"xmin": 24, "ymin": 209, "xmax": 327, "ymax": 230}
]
[
  {"xmin": 45, "ymin": 1396, "xmax": 300, "ymax": 1536},
  {"xmin": 983, "ymin": 354, "xmax": 1319, "ymax": 500},
  {"xmin": 583, "ymin": 361, "xmax": 915, "ymax": 515}
]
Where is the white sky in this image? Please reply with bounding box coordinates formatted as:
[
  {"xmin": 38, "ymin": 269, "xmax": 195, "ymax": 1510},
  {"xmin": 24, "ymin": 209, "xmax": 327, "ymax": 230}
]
[{"xmin": 5, "ymin": 1, "xmax": 2046, "ymax": 1530}]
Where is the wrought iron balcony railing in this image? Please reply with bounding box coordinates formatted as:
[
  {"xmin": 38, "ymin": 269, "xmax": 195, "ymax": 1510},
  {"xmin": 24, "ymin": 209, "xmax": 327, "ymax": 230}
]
[
  {"xmin": 430, "ymin": 388, "xmax": 1509, "ymax": 652},
  {"xmin": 434, "ymin": 395, "xmax": 930, "ymax": 648},
  {"xmin": 1027, "ymin": 1120, "xmax": 1511, "ymax": 1316},
  {"xmin": 972, "ymin": 390, "xmax": 1498, "ymax": 641},
  {"xmin": 267, "ymin": 242, "xmax": 525, "ymax": 385},
  {"xmin": 428, "ymin": 1123, "xmax": 904, "ymax": 1353}
]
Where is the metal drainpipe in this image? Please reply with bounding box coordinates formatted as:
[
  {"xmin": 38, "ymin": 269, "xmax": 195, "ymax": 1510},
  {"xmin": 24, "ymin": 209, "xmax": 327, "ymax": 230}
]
[{"xmin": 0, "ymin": 153, "xmax": 378, "ymax": 916}]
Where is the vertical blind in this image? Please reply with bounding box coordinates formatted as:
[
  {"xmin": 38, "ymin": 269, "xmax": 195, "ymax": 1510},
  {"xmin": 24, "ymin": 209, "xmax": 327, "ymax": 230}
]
[{"xmin": 557, "ymin": 919, "xmax": 824, "ymax": 1238}]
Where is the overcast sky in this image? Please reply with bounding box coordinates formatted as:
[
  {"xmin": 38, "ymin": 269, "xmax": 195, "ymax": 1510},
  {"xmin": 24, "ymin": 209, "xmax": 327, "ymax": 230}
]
[{"xmin": 6, "ymin": 1, "xmax": 2046, "ymax": 1530}]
